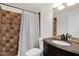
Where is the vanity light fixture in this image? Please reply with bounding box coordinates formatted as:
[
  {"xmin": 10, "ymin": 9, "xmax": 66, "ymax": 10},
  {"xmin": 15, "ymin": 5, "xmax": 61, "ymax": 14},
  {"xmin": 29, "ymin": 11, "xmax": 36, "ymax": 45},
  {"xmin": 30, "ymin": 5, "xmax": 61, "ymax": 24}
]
[
  {"xmin": 66, "ymin": 3, "xmax": 75, "ymax": 6},
  {"xmin": 53, "ymin": 3, "xmax": 62, "ymax": 8},
  {"xmin": 53, "ymin": 3, "xmax": 76, "ymax": 10},
  {"xmin": 57, "ymin": 5, "xmax": 65, "ymax": 10}
]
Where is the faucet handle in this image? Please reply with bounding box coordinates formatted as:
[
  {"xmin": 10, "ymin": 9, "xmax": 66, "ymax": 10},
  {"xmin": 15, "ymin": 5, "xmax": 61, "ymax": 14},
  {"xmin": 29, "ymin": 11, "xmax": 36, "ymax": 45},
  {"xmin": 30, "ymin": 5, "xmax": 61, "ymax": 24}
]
[{"xmin": 66, "ymin": 33, "xmax": 68, "ymax": 35}]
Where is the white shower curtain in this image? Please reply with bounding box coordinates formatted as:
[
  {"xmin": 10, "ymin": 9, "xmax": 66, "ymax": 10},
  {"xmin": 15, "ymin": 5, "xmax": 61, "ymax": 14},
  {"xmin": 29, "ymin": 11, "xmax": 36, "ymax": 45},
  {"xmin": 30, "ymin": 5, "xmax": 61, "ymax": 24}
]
[
  {"xmin": 19, "ymin": 11, "xmax": 39, "ymax": 56},
  {"xmin": 29, "ymin": 12, "xmax": 39, "ymax": 48}
]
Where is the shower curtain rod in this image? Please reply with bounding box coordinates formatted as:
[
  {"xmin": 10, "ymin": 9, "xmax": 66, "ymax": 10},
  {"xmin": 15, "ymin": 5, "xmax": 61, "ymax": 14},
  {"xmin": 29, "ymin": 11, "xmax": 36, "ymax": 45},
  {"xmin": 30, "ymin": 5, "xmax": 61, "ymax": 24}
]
[{"xmin": 0, "ymin": 3, "xmax": 38, "ymax": 14}]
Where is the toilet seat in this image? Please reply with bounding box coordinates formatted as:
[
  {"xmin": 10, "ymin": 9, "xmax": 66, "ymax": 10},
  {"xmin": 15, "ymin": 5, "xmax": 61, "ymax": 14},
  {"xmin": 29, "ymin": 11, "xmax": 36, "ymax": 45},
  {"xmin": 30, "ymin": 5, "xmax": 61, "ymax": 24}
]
[{"xmin": 26, "ymin": 48, "xmax": 42, "ymax": 56}]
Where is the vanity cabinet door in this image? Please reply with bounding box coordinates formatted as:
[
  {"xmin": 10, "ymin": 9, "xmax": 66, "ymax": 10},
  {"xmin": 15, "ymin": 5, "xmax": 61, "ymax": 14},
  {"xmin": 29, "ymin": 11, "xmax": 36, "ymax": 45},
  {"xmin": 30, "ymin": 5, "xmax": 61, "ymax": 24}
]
[{"xmin": 43, "ymin": 41, "xmax": 57, "ymax": 56}]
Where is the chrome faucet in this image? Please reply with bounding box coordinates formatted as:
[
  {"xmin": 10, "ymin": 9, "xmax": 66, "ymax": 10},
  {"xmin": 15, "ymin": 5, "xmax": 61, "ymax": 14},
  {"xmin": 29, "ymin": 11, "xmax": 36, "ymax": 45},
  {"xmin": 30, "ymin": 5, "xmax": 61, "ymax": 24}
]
[{"xmin": 66, "ymin": 33, "xmax": 72, "ymax": 40}]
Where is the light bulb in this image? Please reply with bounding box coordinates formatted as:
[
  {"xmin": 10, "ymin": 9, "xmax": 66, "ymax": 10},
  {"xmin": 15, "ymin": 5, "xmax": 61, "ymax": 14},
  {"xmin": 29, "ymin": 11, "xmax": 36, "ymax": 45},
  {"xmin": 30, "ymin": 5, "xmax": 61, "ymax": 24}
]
[
  {"xmin": 53, "ymin": 3, "xmax": 62, "ymax": 8},
  {"xmin": 66, "ymin": 3, "xmax": 75, "ymax": 6},
  {"xmin": 57, "ymin": 5, "xmax": 65, "ymax": 10}
]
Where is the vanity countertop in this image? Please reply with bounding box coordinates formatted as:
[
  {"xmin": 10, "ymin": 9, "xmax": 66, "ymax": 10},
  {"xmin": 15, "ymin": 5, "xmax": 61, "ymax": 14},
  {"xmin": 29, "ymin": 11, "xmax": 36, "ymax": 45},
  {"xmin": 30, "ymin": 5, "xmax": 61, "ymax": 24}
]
[{"xmin": 43, "ymin": 37, "xmax": 79, "ymax": 54}]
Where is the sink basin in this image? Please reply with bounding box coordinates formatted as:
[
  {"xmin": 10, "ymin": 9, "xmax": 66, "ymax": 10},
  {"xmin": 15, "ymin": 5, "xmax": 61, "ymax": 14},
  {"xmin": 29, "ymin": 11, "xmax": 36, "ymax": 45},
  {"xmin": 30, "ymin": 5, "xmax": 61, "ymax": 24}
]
[{"xmin": 51, "ymin": 40, "xmax": 71, "ymax": 46}]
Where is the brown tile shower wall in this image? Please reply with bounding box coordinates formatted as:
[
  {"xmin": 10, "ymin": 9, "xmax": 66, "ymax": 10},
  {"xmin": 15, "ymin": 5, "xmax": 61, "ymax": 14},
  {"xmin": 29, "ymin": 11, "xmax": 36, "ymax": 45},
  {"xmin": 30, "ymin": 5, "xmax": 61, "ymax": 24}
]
[
  {"xmin": 0, "ymin": 7, "xmax": 2, "ymax": 56},
  {"xmin": 0, "ymin": 9, "xmax": 21, "ymax": 56}
]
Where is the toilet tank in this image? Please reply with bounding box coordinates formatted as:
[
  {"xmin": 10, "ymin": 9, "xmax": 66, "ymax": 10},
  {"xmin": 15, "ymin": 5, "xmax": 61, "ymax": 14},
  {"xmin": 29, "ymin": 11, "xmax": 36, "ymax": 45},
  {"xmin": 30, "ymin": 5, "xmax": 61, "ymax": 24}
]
[{"xmin": 38, "ymin": 38, "xmax": 43, "ymax": 50}]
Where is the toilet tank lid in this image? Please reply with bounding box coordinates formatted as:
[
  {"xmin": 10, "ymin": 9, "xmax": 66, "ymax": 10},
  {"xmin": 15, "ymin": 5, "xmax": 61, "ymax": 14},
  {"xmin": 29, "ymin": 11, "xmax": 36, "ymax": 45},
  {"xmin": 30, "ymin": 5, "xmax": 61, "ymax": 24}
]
[{"xmin": 26, "ymin": 48, "xmax": 42, "ymax": 56}]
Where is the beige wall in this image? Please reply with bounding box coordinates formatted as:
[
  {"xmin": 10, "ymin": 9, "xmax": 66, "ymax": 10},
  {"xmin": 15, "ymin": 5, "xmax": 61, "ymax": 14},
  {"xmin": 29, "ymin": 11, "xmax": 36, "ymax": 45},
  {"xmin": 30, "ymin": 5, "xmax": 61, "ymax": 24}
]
[{"xmin": 40, "ymin": 4, "xmax": 53, "ymax": 38}]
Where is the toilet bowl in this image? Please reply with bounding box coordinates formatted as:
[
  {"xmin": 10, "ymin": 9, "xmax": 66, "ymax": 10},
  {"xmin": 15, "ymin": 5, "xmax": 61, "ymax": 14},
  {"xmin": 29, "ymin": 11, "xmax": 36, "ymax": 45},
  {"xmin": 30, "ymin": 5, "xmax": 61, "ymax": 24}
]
[
  {"xmin": 25, "ymin": 48, "xmax": 42, "ymax": 56},
  {"xmin": 25, "ymin": 38, "xmax": 43, "ymax": 56}
]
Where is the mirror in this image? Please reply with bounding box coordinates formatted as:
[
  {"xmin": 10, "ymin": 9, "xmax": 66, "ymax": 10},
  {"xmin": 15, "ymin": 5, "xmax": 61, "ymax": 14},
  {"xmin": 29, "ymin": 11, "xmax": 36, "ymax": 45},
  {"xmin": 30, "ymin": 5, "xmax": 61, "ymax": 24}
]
[{"xmin": 53, "ymin": 3, "xmax": 79, "ymax": 38}]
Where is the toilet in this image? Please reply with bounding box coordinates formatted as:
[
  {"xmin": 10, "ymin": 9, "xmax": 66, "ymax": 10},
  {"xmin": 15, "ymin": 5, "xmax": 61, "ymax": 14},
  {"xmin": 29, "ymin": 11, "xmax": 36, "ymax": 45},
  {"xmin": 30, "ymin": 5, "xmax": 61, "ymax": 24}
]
[{"xmin": 25, "ymin": 38, "xmax": 43, "ymax": 56}]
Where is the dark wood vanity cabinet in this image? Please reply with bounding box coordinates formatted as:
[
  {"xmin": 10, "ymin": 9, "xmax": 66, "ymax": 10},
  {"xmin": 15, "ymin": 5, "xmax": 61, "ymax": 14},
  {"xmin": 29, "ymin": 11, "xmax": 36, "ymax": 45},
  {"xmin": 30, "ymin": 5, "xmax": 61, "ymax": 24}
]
[{"xmin": 43, "ymin": 41, "xmax": 79, "ymax": 56}]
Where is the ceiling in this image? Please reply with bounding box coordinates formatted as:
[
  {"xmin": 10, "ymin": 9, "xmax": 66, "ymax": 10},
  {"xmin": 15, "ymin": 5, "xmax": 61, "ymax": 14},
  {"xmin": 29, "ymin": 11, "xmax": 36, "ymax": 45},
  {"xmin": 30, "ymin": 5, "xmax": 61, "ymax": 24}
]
[
  {"xmin": 5, "ymin": 3, "xmax": 53, "ymax": 13},
  {"xmin": 3, "ymin": 3, "xmax": 79, "ymax": 13}
]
